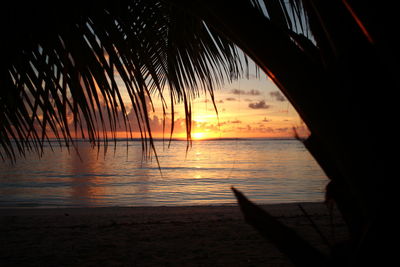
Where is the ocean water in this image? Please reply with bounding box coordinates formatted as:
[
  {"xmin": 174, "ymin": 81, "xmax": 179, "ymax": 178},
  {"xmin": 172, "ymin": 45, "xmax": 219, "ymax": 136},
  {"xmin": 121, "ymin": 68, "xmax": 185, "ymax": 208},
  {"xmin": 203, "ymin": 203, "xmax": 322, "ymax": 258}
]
[{"xmin": 0, "ymin": 139, "xmax": 328, "ymax": 208}]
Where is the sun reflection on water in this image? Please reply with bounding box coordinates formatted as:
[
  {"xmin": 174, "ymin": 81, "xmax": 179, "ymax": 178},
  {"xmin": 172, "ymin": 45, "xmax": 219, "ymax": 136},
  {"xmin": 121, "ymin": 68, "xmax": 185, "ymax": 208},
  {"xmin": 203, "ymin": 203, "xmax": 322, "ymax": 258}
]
[{"xmin": 0, "ymin": 139, "xmax": 328, "ymax": 207}]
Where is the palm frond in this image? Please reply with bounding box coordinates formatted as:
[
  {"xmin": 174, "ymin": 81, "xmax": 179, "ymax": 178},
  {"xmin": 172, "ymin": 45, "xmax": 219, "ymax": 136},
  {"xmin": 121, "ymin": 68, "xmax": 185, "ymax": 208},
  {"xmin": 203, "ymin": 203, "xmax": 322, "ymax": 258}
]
[{"xmin": 0, "ymin": 0, "xmax": 247, "ymax": 161}]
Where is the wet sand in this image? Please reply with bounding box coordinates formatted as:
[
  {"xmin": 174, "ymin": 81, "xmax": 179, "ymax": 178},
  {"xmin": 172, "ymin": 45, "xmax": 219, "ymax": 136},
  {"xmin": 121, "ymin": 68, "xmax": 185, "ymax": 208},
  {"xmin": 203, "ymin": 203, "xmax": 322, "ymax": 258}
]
[{"xmin": 0, "ymin": 202, "xmax": 347, "ymax": 266}]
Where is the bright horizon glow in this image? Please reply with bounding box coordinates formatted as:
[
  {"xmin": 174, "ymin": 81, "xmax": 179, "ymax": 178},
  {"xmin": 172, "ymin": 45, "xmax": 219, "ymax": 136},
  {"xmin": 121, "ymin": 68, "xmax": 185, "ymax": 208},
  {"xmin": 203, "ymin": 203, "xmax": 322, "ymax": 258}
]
[
  {"xmin": 143, "ymin": 70, "xmax": 310, "ymax": 140},
  {"xmin": 192, "ymin": 132, "xmax": 205, "ymax": 140},
  {"xmin": 56, "ymin": 62, "xmax": 310, "ymax": 141}
]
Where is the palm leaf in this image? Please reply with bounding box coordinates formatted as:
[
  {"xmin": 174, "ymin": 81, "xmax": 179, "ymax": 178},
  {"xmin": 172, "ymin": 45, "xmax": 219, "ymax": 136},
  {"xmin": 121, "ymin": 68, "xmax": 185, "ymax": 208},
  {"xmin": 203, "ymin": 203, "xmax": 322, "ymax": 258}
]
[
  {"xmin": 2, "ymin": 1, "xmax": 396, "ymax": 265},
  {"xmin": 0, "ymin": 0, "xmax": 248, "ymax": 161},
  {"xmin": 232, "ymin": 187, "xmax": 329, "ymax": 267}
]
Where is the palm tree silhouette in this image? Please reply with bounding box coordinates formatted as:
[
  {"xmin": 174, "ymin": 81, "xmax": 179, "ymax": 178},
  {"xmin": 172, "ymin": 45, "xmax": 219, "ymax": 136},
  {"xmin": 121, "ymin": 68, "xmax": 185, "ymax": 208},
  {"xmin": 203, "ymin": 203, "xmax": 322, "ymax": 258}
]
[{"xmin": 1, "ymin": 0, "xmax": 397, "ymax": 266}]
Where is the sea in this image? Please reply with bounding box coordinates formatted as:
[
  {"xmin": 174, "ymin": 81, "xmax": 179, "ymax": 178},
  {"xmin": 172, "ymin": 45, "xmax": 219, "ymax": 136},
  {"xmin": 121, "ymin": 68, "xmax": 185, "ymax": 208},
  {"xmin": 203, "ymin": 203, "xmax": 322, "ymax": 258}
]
[{"xmin": 0, "ymin": 139, "xmax": 328, "ymax": 208}]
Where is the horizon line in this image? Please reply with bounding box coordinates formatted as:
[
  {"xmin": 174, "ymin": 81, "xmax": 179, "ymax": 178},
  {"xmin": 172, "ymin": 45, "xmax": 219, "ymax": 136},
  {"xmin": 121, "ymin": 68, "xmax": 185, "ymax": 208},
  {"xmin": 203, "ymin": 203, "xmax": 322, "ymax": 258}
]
[{"xmin": 33, "ymin": 137, "xmax": 301, "ymax": 143}]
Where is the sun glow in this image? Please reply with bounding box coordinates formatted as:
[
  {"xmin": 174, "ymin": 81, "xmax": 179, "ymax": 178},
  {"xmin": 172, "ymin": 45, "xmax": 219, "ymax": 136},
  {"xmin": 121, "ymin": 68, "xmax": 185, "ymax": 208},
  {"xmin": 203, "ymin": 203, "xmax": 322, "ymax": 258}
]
[
  {"xmin": 192, "ymin": 132, "xmax": 205, "ymax": 140},
  {"xmin": 112, "ymin": 69, "xmax": 306, "ymax": 140}
]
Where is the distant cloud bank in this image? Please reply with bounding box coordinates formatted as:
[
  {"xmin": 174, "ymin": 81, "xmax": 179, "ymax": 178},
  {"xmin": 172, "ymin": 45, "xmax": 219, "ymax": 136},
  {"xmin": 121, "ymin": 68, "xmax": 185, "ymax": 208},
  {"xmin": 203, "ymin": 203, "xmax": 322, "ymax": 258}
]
[
  {"xmin": 248, "ymin": 100, "xmax": 270, "ymax": 109},
  {"xmin": 231, "ymin": 89, "xmax": 261, "ymax": 96},
  {"xmin": 270, "ymin": 91, "xmax": 286, "ymax": 102}
]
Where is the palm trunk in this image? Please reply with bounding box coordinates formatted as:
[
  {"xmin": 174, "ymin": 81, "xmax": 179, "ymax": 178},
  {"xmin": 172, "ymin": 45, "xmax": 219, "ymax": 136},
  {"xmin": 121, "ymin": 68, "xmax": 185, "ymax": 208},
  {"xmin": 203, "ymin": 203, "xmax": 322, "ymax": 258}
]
[{"xmin": 170, "ymin": 0, "xmax": 397, "ymax": 265}]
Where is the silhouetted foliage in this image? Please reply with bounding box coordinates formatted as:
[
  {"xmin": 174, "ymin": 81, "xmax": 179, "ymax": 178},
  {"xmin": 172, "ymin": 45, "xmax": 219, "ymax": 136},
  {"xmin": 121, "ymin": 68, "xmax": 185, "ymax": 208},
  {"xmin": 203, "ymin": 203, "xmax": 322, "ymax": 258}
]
[
  {"xmin": 1, "ymin": 0, "xmax": 398, "ymax": 265},
  {"xmin": 0, "ymin": 0, "xmax": 247, "ymax": 161}
]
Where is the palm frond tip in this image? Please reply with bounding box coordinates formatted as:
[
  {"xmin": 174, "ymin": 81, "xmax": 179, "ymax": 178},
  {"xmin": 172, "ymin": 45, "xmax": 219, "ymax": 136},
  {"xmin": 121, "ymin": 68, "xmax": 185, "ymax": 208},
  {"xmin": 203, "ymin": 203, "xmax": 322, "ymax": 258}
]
[{"xmin": 0, "ymin": 0, "xmax": 248, "ymax": 160}]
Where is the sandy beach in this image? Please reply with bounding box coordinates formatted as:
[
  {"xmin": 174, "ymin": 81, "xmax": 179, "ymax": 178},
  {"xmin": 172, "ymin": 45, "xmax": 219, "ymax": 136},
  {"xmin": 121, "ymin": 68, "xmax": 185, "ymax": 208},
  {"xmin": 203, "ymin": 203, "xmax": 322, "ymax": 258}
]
[{"xmin": 0, "ymin": 202, "xmax": 347, "ymax": 266}]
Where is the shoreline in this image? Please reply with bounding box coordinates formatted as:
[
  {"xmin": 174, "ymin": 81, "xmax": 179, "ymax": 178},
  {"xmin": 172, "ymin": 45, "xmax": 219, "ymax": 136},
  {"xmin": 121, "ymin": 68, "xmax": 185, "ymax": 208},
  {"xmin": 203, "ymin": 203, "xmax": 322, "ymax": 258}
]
[
  {"xmin": 0, "ymin": 201, "xmax": 321, "ymax": 212},
  {"xmin": 1, "ymin": 202, "xmax": 347, "ymax": 266}
]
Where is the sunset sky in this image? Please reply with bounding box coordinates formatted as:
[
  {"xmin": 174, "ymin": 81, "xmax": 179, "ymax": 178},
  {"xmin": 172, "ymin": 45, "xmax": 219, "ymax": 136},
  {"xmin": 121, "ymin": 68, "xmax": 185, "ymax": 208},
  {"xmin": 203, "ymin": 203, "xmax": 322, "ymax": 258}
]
[{"xmin": 116, "ymin": 66, "xmax": 309, "ymax": 140}]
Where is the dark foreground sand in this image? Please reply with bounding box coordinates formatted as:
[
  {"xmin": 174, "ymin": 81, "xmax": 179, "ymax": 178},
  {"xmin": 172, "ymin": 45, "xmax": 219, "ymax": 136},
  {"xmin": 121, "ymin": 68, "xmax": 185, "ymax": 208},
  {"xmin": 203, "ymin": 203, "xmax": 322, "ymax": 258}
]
[{"xmin": 0, "ymin": 202, "xmax": 347, "ymax": 266}]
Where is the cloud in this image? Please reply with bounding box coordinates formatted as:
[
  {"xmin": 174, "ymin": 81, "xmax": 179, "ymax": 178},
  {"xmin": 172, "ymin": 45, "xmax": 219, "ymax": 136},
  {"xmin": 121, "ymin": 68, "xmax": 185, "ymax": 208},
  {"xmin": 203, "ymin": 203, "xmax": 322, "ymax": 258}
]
[
  {"xmin": 270, "ymin": 91, "xmax": 286, "ymax": 102},
  {"xmin": 231, "ymin": 89, "xmax": 245, "ymax": 95},
  {"xmin": 248, "ymin": 89, "xmax": 261, "ymax": 96},
  {"xmin": 275, "ymin": 127, "xmax": 290, "ymax": 133},
  {"xmin": 236, "ymin": 125, "xmax": 252, "ymax": 131},
  {"xmin": 197, "ymin": 99, "xmax": 224, "ymax": 104},
  {"xmin": 231, "ymin": 89, "xmax": 261, "ymax": 96},
  {"xmin": 248, "ymin": 100, "xmax": 270, "ymax": 109}
]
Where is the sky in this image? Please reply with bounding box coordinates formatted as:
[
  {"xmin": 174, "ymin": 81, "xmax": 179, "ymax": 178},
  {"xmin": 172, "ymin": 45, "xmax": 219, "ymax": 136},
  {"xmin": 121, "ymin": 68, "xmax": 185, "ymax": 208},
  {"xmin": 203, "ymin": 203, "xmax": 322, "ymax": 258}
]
[
  {"xmin": 27, "ymin": 55, "xmax": 308, "ymax": 142},
  {"xmin": 115, "ymin": 67, "xmax": 310, "ymax": 140}
]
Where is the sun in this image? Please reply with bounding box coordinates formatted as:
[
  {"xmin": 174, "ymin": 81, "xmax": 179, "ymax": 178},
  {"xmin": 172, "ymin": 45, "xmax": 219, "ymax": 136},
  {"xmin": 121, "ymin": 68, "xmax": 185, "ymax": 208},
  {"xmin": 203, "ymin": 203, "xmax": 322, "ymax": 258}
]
[{"xmin": 192, "ymin": 132, "xmax": 205, "ymax": 140}]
